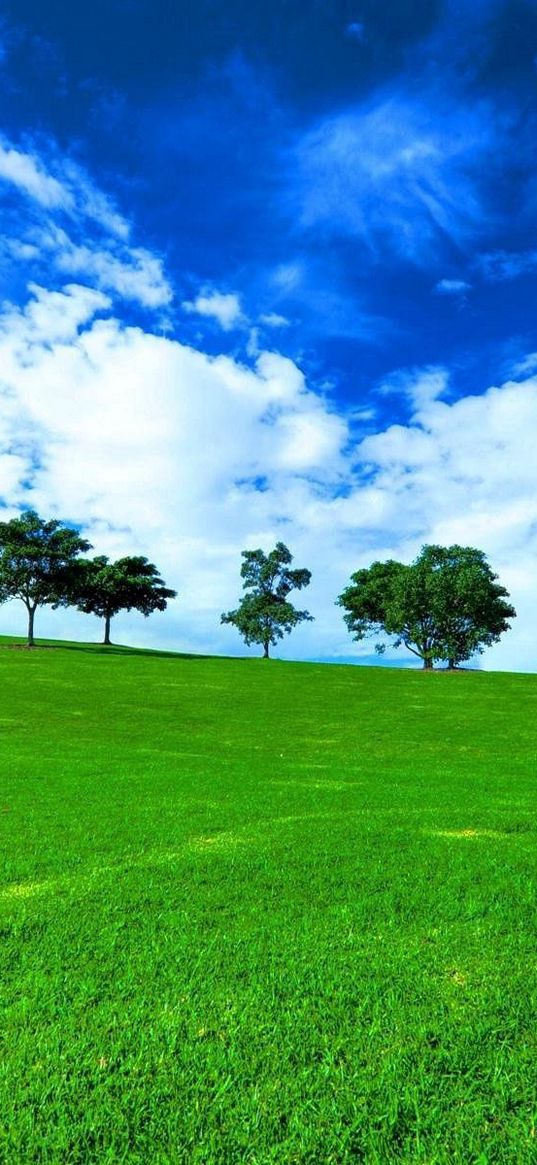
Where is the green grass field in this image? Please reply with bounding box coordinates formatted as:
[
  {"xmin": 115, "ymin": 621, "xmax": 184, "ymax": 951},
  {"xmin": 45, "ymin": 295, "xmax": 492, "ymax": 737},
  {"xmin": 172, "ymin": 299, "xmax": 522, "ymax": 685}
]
[{"xmin": 0, "ymin": 640, "xmax": 535, "ymax": 1164}]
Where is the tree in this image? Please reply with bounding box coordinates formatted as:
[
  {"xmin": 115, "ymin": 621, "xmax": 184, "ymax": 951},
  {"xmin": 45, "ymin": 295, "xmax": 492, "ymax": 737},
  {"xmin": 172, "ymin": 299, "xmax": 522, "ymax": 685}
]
[
  {"xmin": 75, "ymin": 555, "xmax": 176, "ymax": 645},
  {"xmin": 337, "ymin": 544, "xmax": 516, "ymax": 669},
  {"xmin": 0, "ymin": 509, "xmax": 92, "ymax": 646},
  {"xmin": 221, "ymin": 541, "xmax": 313, "ymax": 658}
]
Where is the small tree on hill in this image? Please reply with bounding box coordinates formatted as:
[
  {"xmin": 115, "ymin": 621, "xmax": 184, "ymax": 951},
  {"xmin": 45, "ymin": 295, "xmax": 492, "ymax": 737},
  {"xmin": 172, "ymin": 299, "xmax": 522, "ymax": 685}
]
[
  {"xmin": 221, "ymin": 541, "xmax": 313, "ymax": 658},
  {"xmin": 337, "ymin": 544, "xmax": 515, "ymax": 669},
  {"xmin": 76, "ymin": 556, "xmax": 176, "ymax": 645},
  {"xmin": 0, "ymin": 509, "xmax": 91, "ymax": 645}
]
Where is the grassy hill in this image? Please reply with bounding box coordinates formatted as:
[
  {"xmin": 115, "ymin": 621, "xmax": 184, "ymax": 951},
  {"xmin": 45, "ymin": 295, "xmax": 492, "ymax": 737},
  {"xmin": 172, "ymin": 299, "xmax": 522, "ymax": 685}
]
[{"xmin": 0, "ymin": 641, "xmax": 535, "ymax": 1163}]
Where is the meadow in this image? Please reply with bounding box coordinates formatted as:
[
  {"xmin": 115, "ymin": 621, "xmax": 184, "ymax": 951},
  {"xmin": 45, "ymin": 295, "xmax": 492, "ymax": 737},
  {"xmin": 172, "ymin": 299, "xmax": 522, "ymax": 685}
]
[{"xmin": 0, "ymin": 640, "xmax": 535, "ymax": 1164}]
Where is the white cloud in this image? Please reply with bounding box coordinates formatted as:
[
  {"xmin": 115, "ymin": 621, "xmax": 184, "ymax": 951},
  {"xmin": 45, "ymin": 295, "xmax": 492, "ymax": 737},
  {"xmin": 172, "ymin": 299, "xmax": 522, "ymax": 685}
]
[
  {"xmin": 0, "ymin": 137, "xmax": 129, "ymax": 237},
  {"xmin": 291, "ymin": 94, "xmax": 493, "ymax": 261},
  {"xmin": 38, "ymin": 227, "xmax": 172, "ymax": 309},
  {"xmin": 5, "ymin": 240, "xmax": 40, "ymax": 260},
  {"xmin": 0, "ymin": 141, "xmax": 73, "ymax": 209},
  {"xmin": 0, "ymin": 282, "xmax": 110, "ymax": 343},
  {"xmin": 182, "ymin": 290, "xmax": 245, "ymax": 330},
  {"xmin": 379, "ymin": 365, "xmax": 449, "ymax": 409},
  {"xmin": 434, "ymin": 278, "xmax": 471, "ymax": 295},
  {"xmin": 272, "ymin": 263, "xmax": 303, "ymax": 292},
  {"xmin": 61, "ymin": 160, "xmax": 130, "ymax": 239},
  {"xmin": 259, "ymin": 312, "xmax": 290, "ymax": 328},
  {"xmin": 0, "ymin": 136, "xmax": 170, "ymax": 311},
  {"xmin": 511, "ymin": 352, "xmax": 537, "ymax": 377}
]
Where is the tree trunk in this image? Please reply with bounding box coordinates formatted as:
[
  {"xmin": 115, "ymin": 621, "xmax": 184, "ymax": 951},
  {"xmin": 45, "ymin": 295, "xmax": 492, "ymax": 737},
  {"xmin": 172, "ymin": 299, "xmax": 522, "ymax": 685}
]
[
  {"xmin": 448, "ymin": 658, "xmax": 455, "ymax": 670},
  {"xmin": 103, "ymin": 614, "xmax": 112, "ymax": 646},
  {"xmin": 263, "ymin": 640, "xmax": 270, "ymax": 659},
  {"xmin": 422, "ymin": 656, "xmax": 433, "ymax": 670},
  {"xmin": 27, "ymin": 604, "xmax": 36, "ymax": 647}
]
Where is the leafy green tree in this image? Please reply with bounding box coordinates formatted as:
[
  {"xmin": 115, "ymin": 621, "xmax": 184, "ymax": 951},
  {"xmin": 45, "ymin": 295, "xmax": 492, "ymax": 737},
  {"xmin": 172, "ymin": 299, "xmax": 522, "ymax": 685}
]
[
  {"xmin": 338, "ymin": 544, "xmax": 515, "ymax": 669},
  {"xmin": 0, "ymin": 509, "xmax": 92, "ymax": 646},
  {"xmin": 221, "ymin": 541, "xmax": 313, "ymax": 658},
  {"xmin": 76, "ymin": 555, "xmax": 176, "ymax": 645}
]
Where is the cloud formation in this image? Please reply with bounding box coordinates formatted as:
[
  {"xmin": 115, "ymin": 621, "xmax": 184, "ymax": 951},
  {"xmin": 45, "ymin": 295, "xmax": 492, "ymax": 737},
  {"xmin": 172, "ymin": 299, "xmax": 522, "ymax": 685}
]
[
  {"xmin": 38, "ymin": 227, "xmax": 172, "ymax": 308},
  {"xmin": 0, "ymin": 141, "xmax": 72, "ymax": 209},
  {"xmin": 0, "ymin": 137, "xmax": 128, "ymax": 234},
  {"xmin": 0, "ymin": 136, "xmax": 172, "ymax": 310},
  {"xmin": 477, "ymin": 249, "xmax": 537, "ymax": 282},
  {"xmin": 434, "ymin": 278, "xmax": 471, "ymax": 295},
  {"xmin": 182, "ymin": 290, "xmax": 245, "ymax": 330},
  {"xmin": 290, "ymin": 92, "xmax": 493, "ymax": 263}
]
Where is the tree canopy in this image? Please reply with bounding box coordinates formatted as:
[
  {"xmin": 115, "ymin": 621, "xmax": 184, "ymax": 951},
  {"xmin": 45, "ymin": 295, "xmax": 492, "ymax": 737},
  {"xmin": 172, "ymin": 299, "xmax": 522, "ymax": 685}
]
[
  {"xmin": 75, "ymin": 555, "xmax": 176, "ymax": 644},
  {"xmin": 221, "ymin": 541, "xmax": 313, "ymax": 658},
  {"xmin": 338, "ymin": 544, "xmax": 516, "ymax": 669},
  {"xmin": 0, "ymin": 509, "xmax": 91, "ymax": 645}
]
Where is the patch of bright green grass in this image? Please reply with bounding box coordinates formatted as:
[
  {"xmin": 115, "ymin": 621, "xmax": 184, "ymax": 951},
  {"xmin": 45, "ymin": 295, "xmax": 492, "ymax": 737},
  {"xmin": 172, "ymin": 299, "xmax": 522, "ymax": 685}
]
[{"xmin": 0, "ymin": 642, "xmax": 536, "ymax": 1163}]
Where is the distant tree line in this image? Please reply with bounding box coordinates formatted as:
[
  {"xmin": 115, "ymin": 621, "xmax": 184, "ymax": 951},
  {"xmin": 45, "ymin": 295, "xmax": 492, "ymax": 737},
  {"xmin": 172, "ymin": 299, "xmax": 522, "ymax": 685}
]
[{"xmin": 0, "ymin": 509, "xmax": 516, "ymax": 667}]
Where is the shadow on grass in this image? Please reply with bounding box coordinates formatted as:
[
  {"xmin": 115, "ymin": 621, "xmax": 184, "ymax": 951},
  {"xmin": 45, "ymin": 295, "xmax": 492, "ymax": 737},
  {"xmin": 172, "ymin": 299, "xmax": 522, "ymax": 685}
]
[{"xmin": 0, "ymin": 635, "xmax": 221, "ymax": 661}]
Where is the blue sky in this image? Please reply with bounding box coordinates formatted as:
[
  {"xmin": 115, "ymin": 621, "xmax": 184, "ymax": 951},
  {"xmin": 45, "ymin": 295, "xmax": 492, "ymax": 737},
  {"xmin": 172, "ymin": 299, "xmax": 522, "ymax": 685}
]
[{"xmin": 0, "ymin": 0, "xmax": 537, "ymax": 666}]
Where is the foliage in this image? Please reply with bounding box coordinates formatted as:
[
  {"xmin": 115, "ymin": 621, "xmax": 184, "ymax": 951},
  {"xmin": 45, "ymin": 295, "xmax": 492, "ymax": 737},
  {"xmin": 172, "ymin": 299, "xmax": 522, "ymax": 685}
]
[
  {"xmin": 338, "ymin": 544, "xmax": 516, "ymax": 668},
  {"xmin": 75, "ymin": 555, "xmax": 176, "ymax": 643},
  {"xmin": 221, "ymin": 541, "xmax": 313, "ymax": 657},
  {"xmin": 0, "ymin": 509, "xmax": 91, "ymax": 644},
  {"xmin": 0, "ymin": 644, "xmax": 535, "ymax": 1163}
]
